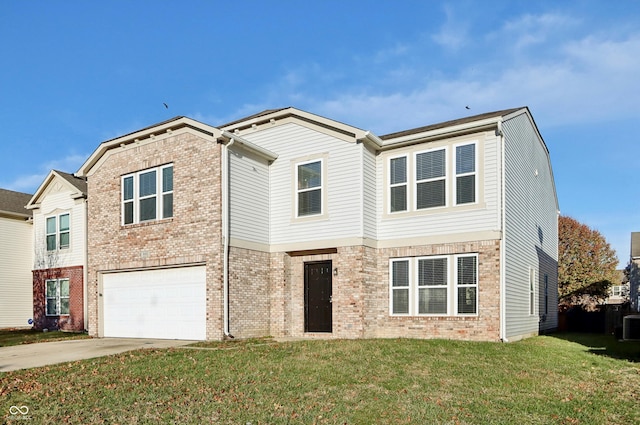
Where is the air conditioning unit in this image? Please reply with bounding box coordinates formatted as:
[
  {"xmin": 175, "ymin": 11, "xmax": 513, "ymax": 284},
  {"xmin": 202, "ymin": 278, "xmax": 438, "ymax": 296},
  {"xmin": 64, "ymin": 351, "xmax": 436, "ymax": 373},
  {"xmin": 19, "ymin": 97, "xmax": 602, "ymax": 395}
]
[{"xmin": 623, "ymin": 315, "xmax": 640, "ymax": 340}]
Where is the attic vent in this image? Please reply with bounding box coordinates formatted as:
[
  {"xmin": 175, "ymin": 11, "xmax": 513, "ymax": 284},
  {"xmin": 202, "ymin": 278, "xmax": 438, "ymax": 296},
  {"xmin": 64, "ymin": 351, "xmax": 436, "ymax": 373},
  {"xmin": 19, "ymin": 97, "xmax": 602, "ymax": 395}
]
[{"xmin": 623, "ymin": 315, "xmax": 640, "ymax": 340}]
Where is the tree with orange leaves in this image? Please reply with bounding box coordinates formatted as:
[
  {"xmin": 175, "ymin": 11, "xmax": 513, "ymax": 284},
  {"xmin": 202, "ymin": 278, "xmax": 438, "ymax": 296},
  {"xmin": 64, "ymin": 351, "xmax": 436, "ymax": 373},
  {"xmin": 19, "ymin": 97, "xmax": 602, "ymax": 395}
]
[{"xmin": 558, "ymin": 215, "xmax": 618, "ymax": 311}]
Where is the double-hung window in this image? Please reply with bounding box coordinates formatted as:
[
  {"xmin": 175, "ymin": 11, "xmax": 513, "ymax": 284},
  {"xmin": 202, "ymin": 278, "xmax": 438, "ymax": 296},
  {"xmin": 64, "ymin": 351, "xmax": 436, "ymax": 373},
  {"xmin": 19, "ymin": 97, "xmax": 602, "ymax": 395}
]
[
  {"xmin": 389, "ymin": 156, "xmax": 408, "ymax": 212},
  {"xmin": 390, "ymin": 254, "xmax": 478, "ymax": 316},
  {"xmin": 296, "ymin": 160, "xmax": 322, "ymax": 217},
  {"xmin": 46, "ymin": 213, "xmax": 70, "ymax": 251},
  {"xmin": 415, "ymin": 148, "xmax": 446, "ymax": 209},
  {"xmin": 122, "ymin": 164, "xmax": 173, "ymax": 225},
  {"xmin": 46, "ymin": 278, "xmax": 69, "ymax": 316},
  {"xmin": 455, "ymin": 143, "xmax": 476, "ymax": 205}
]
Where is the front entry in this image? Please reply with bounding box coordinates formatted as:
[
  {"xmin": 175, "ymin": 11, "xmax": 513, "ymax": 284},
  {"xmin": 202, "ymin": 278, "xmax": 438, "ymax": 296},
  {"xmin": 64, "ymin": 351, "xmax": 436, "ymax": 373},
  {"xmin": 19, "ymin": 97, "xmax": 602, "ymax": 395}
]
[{"xmin": 304, "ymin": 260, "xmax": 332, "ymax": 333}]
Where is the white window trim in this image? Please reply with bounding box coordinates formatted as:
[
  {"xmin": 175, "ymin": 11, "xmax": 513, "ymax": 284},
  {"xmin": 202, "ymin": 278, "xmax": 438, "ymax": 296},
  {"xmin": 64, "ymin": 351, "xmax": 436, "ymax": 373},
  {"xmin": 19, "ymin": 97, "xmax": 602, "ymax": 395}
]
[
  {"xmin": 454, "ymin": 253, "xmax": 479, "ymax": 315},
  {"xmin": 453, "ymin": 141, "xmax": 478, "ymax": 206},
  {"xmin": 529, "ymin": 267, "xmax": 537, "ymax": 316},
  {"xmin": 414, "ymin": 146, "xmax": 449, "ymax": 211},
  {"xmin": 294, "ymin": 158, "xmax": 324, "ymax": 219},
  {"xmin": 122, "ymin": 164, "xmax": 173, "ymax": 225},
  {"xmin": 45, "ymin": 278, "xmax": 70, "ymax": 316},
  {"xmin": 389, "ymin": 253, "xmax": 479, "ymax": 317},
  {"xmin": 388, "ymin": 154, "xmax": 408, "ymax": 214},
  {"xmin": 45, "ymin": 212, "xmax": 71, "ymax": 251}
]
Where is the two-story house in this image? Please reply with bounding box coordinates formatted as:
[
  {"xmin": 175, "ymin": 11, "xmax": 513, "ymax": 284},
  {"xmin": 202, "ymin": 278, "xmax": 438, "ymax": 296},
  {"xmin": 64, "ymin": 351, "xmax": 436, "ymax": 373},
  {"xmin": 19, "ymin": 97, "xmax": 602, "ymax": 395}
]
[
  {"xmin": 26, "ymin": 170, "xmax": 87, "ymax": 331},
  {"xmin": 0, "ymin": 188, "xmax": 33, "ymax": 328},
  {"xmin": 76, "ymin": 107, "xmax": 558, "ymax": 342}
]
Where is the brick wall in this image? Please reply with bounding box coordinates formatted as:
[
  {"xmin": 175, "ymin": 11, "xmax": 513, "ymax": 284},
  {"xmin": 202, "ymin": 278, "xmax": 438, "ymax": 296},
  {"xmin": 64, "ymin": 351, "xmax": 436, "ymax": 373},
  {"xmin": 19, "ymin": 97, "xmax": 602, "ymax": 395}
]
[
  {"xmin": 32, "ymin": 265, "xmax": 84, "ymax": 332},
  {"xmin": 85, "ymin": 131, "xmax": 224, "ymax": 339}
]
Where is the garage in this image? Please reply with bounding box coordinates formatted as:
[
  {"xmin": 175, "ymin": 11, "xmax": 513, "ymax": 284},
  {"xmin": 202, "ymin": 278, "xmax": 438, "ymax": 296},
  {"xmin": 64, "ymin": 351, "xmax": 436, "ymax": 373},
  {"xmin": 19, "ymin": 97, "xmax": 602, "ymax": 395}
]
[{"xmin": 102, "ymin": 266, "xmax": 206, "ymax": 340}]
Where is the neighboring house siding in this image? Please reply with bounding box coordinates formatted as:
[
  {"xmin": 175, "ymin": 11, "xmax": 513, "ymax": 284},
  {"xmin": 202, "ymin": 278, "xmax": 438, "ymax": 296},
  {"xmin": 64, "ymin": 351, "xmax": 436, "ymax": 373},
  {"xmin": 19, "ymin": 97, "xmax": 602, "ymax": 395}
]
[
  {"xmin": 32, "ymin": 185, "xmax": 86, "ymax": 269},
  {"xmin": 376, "ymin": 131, "xmax": 501, "ymax": 242},
  {"xmin": 503, "ymin": 112, "xmax": 558, "ymax": 340},
  {"xmin": 0, "ymin": 217, "xmax": 33, "ymax": 328},
  {"xmin": 243, "ymin": 123, "xmax": 364, "ymax": 247},
  {"xmin": 229, "ymin": 147, "xmax": 270, "ymax": 246}
]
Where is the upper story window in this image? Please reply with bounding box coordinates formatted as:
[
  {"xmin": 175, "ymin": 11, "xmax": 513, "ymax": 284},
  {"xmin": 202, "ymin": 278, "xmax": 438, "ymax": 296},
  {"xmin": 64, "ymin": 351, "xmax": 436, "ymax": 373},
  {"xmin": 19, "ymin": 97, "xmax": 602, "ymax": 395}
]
[
  {"xmin": 122, "ymin": 164, "xmax": 173, "ymax": 225},
  {"xmin": 455, "ymin": 143, "xmax": 476, "ymax": 205},
  {"xmin": 389, "ymin": 156, "xmax": 407, "ymax": 212},
  {"xmin": 390, "ymin": 254, "xmax": 478, "ymax": 316},
  {"xmin": 416, "ymin": 148, "xmax": 446, "ymax": 209},
  {"xmin": 46, "ymin": 213, "xmax": 70, "ymax": 251},
  {"xmin": 296, "ymin": 159, "xmax": 323, "ymax": 217},
  {"xmin": 387, "ymin": 141, "xmax": 478, "ymax": 214}
]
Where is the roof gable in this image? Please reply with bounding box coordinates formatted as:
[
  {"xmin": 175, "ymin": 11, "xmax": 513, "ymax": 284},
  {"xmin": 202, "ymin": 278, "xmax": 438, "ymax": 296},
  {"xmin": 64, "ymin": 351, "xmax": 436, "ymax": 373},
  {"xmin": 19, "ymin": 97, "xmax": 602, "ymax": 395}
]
[{"xmin": 26, "ymin": 170, "xmax": 87, "ymax": 210}]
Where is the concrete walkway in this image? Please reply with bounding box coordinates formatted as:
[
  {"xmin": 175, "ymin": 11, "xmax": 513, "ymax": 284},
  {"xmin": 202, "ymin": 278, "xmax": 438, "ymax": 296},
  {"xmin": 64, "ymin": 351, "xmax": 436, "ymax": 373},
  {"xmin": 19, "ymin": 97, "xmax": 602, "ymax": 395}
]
[{"xmin": 0, "ymin": 338, "xmax": 195, "ymax": 372}]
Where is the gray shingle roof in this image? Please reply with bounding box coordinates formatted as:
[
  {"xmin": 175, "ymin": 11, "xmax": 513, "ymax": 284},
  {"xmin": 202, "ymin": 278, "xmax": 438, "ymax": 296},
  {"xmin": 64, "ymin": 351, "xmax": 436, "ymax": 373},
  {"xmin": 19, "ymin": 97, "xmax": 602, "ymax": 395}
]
[
  {"xmin": 631, "ymin": 232, "xmax": 640, "ymax": 258},
  {"xmin": 0, "ymin": 188, "xmax": 32, "ymax": 218},
  {"xmin": 54, "ymin": 170, "xmax": 87, "ymax": 194}
]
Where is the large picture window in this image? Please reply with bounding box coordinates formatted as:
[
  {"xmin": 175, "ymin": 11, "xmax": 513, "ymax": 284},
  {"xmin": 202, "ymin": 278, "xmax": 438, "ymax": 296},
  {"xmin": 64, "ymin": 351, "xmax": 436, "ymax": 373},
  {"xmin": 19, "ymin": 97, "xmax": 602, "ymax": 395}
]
[
  {"xmin": 296, "ymin": 160, "xmax": 323, "ymax": 217},
  {"xmin": 390, "ymin": 254, "xmax": 478, "ymax": 316},
  {"xmin": 46, "ymin": 278, "xmax": 70, "ymax": 316},
  {"xmin": 45, "ymin": 213, "xmax": 70, "ymax": 251},
  {"xmin": 122, "ymin": 164, "xmax": 173, "ymax": 225}
]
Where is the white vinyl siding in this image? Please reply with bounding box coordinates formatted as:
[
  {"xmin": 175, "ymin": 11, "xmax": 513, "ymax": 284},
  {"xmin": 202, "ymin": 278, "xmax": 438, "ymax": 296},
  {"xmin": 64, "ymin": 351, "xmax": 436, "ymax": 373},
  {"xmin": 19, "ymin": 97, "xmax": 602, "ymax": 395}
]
[
  {"xmin": 0, "ymin": 217, "xmax": 33, "ymax": 328},
  {"xmin": 390, "ymin": 254, "xmax": 478, "ymax": 316},
  {"xmin": 32, "ymin": 178, "xmax": 86, "ymax": 270},
  {"xmin": 363, "ymin": 144, "xmax": 377, "ymax": 240},
  {"xmin": 122, "ymin": 164, "xmax": 173, "ymax": 225},
  {"xmin": 228, "ymin": 147, "xmax": 270, "ymax": 245},
  {"xmin": 242, "ymin": 123, "xmax": 364, "ymax": 245},
  {"xmin": 378, "ymin": 134, "xmax": 499, "ymax": 241},
  {"xmin": 503, "ymin": 112, "xmax": 559, "ymax": 338}
]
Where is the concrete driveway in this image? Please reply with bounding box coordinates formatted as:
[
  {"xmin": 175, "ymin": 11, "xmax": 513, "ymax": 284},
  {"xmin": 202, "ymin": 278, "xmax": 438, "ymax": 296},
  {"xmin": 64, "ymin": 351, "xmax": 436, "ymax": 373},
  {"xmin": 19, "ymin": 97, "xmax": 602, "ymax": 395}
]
[{"xmin": 0, "ymin": 338, "xmax": 195, "ymax": 372}]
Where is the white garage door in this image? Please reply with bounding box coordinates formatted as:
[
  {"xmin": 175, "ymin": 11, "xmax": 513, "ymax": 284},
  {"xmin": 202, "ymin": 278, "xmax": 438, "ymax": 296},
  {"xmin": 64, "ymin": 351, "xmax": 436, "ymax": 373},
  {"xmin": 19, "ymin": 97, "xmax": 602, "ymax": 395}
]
[{"xmin": 102, "ymin": 266, "xmax": 206, "ymax": 340}]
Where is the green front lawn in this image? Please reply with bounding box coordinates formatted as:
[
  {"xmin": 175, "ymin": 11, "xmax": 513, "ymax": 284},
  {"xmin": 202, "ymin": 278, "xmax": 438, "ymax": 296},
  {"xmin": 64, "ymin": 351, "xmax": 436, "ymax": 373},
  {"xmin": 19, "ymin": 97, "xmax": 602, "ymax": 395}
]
[
  {"xmin": 1, "ymin": 334, "xmax": 639, "ymax": 424},
  {"xmin": 0, "ymin": 328, "xmax": 89, "ymax": 347}
]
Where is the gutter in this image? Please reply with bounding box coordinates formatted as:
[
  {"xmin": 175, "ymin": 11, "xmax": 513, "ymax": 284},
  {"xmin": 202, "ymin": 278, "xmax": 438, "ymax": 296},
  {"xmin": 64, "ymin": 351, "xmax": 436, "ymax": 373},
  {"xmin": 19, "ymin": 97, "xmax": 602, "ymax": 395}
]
[{"xmin": 498, "ymin": 120, "xmax": 508, "ymax": 343}]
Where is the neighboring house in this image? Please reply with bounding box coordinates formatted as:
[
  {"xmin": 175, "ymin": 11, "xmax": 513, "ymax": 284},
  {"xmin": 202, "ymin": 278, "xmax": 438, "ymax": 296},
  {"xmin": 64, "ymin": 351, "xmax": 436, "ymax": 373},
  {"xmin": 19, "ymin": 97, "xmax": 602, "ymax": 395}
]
[
  {"xmin": 0, "ymin": 188, "xmax": 33, "ymax": 328},
  {"xmin": 606, "ymin": 269, "xmax": 629, "ymax": 305},
  {"xmin": 26, "ymin": 170, "xmax": 87, "ymax": 331},
  {"xmin": 76, "ymin": 106, "xmax": 558, "ymax": 342},
  {"xmin": 629, "ymin": 232, "xmax": 640, "ymax": 312}
]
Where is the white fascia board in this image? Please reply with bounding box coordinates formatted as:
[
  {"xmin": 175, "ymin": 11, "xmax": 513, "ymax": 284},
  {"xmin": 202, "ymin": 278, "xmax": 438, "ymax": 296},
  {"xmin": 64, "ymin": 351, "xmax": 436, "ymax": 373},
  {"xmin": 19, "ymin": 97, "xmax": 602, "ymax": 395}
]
[
  {"xmin": 220, "ymin": 131, "xmax": 278, "ymax": 161},
  {"xmin": 77, "ymin": 117, "xmax": 222, "ymax": 177}
]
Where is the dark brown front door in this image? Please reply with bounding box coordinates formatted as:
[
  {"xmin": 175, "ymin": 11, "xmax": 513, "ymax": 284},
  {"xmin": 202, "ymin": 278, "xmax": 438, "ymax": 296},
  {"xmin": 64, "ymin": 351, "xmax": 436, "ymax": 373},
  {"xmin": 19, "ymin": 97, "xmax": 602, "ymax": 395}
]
[{"xmin": 304, "ymin": 261, "xmax": 332, "ymax": 333}]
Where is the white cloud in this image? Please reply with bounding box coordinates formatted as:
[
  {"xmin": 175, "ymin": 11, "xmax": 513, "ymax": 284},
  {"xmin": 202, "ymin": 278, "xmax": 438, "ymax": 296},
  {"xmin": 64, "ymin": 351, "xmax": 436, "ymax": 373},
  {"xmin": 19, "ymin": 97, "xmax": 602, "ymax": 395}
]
[
  {"xmin": 431, "ymin": 5, "xmax": 469, "ymax": 51},
  {"xmin": 2, "ymin": 153, "xmax": 88, "ymax": 193}
]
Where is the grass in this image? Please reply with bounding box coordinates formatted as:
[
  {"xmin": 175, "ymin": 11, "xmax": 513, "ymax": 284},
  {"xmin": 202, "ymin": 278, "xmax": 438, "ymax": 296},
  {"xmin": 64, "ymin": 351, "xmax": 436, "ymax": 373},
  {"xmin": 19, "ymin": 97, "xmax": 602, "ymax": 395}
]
[
  {"xmin": 0, "ymin": 328, "xmax": 89, "ymax": 347},
  {"xmin": 1, "ymin": 334, "xmax": 639, "ymax": 424}
]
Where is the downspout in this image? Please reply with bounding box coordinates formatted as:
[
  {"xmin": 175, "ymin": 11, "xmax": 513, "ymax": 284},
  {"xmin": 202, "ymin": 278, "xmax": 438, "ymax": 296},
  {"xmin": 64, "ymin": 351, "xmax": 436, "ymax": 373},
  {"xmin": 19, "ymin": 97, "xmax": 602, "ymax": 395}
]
[
  {"xmin": 83, "ymin": 197, "xmax": 89, "ymax": 332},
  {"xmin": 221, "ymin": 138, "xmax": 235, "ymax": 339},
  {"xmin": 498, "ymin": 121, "xmax": 508, "ymax": 342}
]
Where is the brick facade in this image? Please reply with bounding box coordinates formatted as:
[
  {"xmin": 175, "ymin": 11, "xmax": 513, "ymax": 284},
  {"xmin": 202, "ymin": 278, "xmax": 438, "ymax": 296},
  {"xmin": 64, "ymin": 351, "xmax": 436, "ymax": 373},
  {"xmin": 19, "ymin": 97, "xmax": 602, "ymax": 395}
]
[
  {"xmin": 32, "ymin": 265, "xmax": 84, "ymax": 331},
  {"xmin": 85, "ymin": 131, "xmax": 225, "ymax": 340},
  {"xmin": 227, "ymin": 240, "xmax": 500, "ymax": 342}
]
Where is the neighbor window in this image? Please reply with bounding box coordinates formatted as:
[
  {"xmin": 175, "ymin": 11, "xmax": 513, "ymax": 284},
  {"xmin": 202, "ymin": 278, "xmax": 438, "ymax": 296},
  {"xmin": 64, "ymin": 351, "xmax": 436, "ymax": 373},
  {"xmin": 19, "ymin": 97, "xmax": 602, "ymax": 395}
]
[
  {"xmin": 390, "ymin": 254, "xmax": 478, "ymax": 316},
  {"xmin": 46, "ymin": 278, "xmax": 69, "ymax": 316},
  {"xmin": 296, "ymin": 160, "xmax": 322, "ymax": 217},
  {"xmin": 389, "ymin": 156, "xmax": 408, "ymax": 212},
  {"xmin": 415, "ymin": 148, "xmax": 446, "ymax": 209},
  {"xmin": 455, "ymin": 143, "xmax": 476, "ymax": 205},
  {"xmin": 46, "ymin": 213, "xmax": 70, "ymax": 251},
  {"xmin": 122, "ymin": 164, "xmax": 173, "ymax": 225},
  {"xmin": 529, "ymin": 268, "xmax": 536, "ymax": 315}
]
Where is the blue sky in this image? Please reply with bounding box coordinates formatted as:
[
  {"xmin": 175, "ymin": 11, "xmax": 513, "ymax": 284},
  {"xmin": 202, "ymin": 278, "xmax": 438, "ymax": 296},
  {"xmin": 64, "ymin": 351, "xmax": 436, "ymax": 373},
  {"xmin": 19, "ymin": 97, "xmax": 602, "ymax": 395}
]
[{"xmin": 1, "ymin": 1, "xmax": 638, "ymax": 266}]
